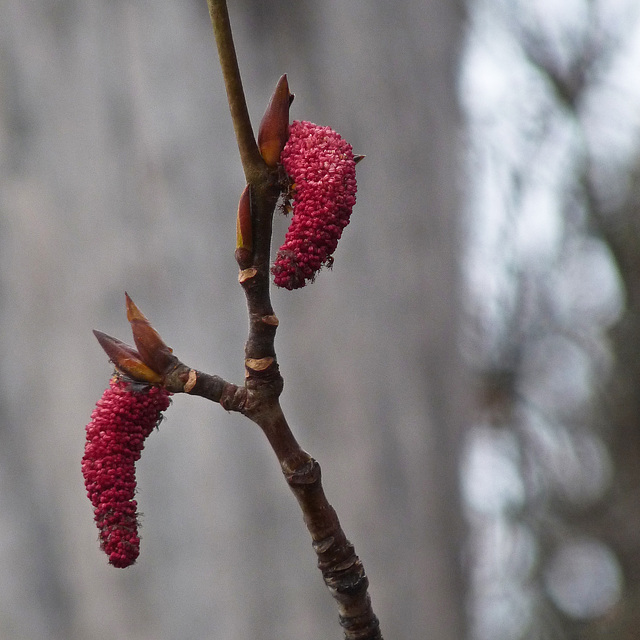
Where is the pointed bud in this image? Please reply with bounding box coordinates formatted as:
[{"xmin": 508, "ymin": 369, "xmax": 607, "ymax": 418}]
[
  {"xmin": 353, "ymin": 154, "xmax": 366, "ymax": 165},
  {"xmin": 93, "ymin": 330, "xmax": 163, "ymax": 384},
  {"xmin": 125, "ymin": 293, "xmax": 175, "ymax": 376},
  {"xmin": 235, "ymin": 184, "xmax": 253, "ymax": 269},
  {"xmin": 258, "ymin": 74, "xmax": 293, "ymax": 168}
]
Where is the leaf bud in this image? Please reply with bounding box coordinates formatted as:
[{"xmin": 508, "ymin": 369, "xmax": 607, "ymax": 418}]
[
  {"xmin": 257, "ymin": 74, "xmax": 293, "ymax": 168},
  {"xmin": 125, "ymin": 293, "xmax": 175, "ymax": 376}
]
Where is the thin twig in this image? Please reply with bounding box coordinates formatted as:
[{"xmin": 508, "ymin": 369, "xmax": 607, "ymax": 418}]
[{"xmin": 206, "ymin": 0, "xmax": 265, "ymax": 183}]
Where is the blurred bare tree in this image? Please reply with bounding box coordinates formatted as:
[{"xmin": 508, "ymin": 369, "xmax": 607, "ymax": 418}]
[
  {"xmin": 0, "ymin": 1, "xmax": 468, "ymax": 639},
  {"xmin": 462, "ymin": 1, "xmax": 640, "ymax": 638}
]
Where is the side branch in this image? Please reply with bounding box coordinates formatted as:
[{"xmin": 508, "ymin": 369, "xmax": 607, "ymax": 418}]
[{"xmin": 165, "ymin": 367, "xmax": 247, "ymax": 412}]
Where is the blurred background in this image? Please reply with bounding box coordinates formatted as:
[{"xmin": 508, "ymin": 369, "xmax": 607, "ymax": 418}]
[{"xmin": 0, "ymin": 0, "xmax": 639, "ymax": 638}]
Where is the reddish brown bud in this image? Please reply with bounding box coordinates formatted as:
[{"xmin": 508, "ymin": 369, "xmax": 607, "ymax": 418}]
[
  {"xmin": 93, "ymin": 330, "xmax": 163, "ymax": 385},
  {"xmin": 258, "ymin": 74, "xmax": 293, "ymax": 168},
  {"xmin": 125, "ymin": 293, "xmax": 175, "ymax": 375},
  {"xmin": 235, "ymin": 184, "xmax": 253, "ymax": 269}
]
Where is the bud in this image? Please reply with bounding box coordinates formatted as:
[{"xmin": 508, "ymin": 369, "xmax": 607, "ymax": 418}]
[
  {"xmin": 235, "ymin": 184, "xmax": 253, "ymax": 269},
  {"xmin": 272, "ymin": 120, "xmax": 358, "ymax": 290},
  {"xmin": 82, "ymin": 377, "xmax": 171, "ymax": 567},
  {"xmin": 257, "ymin": 74, "xmax": 293, "ymax": 168},
  {"xmin": 125, "ymin": 293, "xmax": 175, "ymax": 375},
  {"xmin": 93, "ymin": 330, "xmax": 163, "ymax": 385}
]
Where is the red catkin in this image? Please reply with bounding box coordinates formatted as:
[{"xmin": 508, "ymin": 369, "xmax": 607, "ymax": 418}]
[
  {"xmin": 82, "ymin": 378, "xmax": 170, "ymax": 568},
  {"xmin": 272, "ymin": 120, "xmax": 357, "ymax": 290}
]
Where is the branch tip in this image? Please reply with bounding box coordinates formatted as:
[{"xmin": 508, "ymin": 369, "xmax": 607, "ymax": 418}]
[{"xmin": 207, "ymin": 0, "xmax": 264, "ymax": 180}]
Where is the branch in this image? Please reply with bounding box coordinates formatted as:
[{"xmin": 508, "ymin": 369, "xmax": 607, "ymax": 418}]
[
  {"xmin": 95, "ymin": 290, "xmax": 382, "ymax": 638},
  {"xmin": 206, "ymin": 3, "xmax": 382, "ymax": 636},
  {"xmin": 93, "ymin": 1, "xmax": 382, "ymax": 636},
  {"xmin": 206, "ymin": 0, "xmax": 266, "ymax": 184}
]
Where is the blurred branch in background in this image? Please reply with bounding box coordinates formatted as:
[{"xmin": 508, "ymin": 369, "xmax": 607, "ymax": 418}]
[{"xmin": 461, "ymin": 0, "xmax": 640, "ymax": 638}]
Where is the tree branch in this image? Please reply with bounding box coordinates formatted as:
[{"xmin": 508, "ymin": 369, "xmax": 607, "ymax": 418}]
[
  {"xmin": 206, "ymin": 0, "xmax": 266, "ymax": 183},
  {"xmin": 168, "ymin": 357, "xmax": 382, "ymax": 639},
  {"xmin": 137, "ymin": 2, "xmax": 382, "ymax": 636}
]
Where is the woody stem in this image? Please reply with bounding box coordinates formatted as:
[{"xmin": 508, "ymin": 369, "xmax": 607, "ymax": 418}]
[{"xmin": 203, "ymin": 1, "xmax": 383, "ymax": 638}]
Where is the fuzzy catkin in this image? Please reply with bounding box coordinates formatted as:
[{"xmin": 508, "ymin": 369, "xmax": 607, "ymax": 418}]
[
  {"xmin": 272, "ymin": 120, "xmax": 357, "ymax": 290},
  {"xmin": 82, "ymin": 378, "xmax": 170, "ymax": 568}
]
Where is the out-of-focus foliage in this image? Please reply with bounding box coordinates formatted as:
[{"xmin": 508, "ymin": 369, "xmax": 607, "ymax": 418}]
[{"xmin": 460, "ymin": 1, "xmax": 640, "ymax": 638}]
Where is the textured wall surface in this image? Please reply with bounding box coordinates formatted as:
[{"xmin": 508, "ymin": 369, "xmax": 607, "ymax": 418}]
[{"xmin": 0, "ymin": 1, "xmax": 468, "ymax": 638}]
